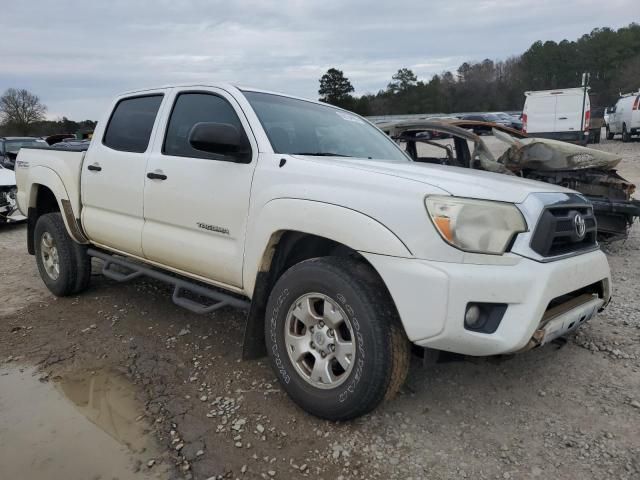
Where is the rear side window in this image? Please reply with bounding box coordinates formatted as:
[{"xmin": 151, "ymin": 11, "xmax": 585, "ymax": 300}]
[
  {"xmin": 163, "ymin": 92, "xmax": 249, "ymax": 161},
  {"xmin": 103, "ymin": 95, "xmax": 163, "ymax": 153}
]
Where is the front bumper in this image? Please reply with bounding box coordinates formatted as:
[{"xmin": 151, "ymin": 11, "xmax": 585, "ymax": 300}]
[
  {"xmin": 587, "ymin": 196, "xmax": 640, "ymax": 239},
  {"xmin": 363, "ymin": 249, "xmax": 611, "ymax": 356}
]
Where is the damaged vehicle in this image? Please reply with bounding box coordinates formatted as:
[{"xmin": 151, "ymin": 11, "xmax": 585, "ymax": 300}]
[
  {"xmin": 0, "ymin": 137, "xmax": 47, "ymax": 169},
  {"xmin": 379, "ymin": 119, "xmax": 640, "ymax": 240},
  {"xmin": 0, "ymin": 164, "xmax": 24, "ymax": 223}
]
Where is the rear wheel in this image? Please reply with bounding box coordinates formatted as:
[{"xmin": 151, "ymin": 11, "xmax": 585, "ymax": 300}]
[
  {"xmin": 265, "ymin": 257, "xmax": 410, "ymax": 420},
  {"xmin": 34, "ymin": 213, "xmax": 91, "ymax": 296}
]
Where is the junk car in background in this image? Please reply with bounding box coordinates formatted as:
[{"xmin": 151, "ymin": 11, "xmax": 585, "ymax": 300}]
[
  {"xmin": 0, "ymin": 163, "xmax": 23, "ymax": 223},
  {"xmin": 379, "ymin": 119, "xmax": 640, "ymax": 240},
  {"xmin": 0, "ymin": 137, "xmax": 47, "ymax": 169}
]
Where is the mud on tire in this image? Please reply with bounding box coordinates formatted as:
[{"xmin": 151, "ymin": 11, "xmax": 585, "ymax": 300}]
[
  {"xmin": 264, "ymin": 256, "xmax": 410, "ymax": 421},
  {"xmin": 34, "ymin": 212, "xmax": 91, "ymax": 297}
]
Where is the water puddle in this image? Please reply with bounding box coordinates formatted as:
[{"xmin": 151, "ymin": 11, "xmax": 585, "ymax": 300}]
[{"xmin": 0, "ymin": 365, "xmax": 166, "ymax": 480}]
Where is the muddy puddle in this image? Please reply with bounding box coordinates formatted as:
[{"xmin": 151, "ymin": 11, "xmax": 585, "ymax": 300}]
[{"xmin": 0, "ymin": 365, "xmax": 166, "ymax": 480}]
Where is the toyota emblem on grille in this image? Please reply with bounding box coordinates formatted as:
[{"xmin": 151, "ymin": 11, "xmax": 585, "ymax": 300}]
[{"xmin": 574, "ymin": 213, "xmax": 586, "ymax": 240}]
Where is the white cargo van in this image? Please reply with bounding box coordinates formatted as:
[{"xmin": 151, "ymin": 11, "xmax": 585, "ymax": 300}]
[
  {"xmin": 523, "ymin": 88, "xmax": 590, "ymax": 145},
  {"xmin": 606, "ymin": 91, "xmax": 640, "ymax": 142}
]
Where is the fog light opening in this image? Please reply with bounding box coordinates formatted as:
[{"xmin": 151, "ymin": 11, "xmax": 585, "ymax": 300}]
[
  {"xmin": 463, "ymin": 302, "xmax": 508, "ymax": 334},
  {"xmin": 464, "ymin": 304, "xmax": 485, "ymax": 329}
]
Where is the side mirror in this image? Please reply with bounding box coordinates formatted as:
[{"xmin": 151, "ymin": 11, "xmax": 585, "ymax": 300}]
[{"xmin": 188, "ymin": 122, "xmax": 250, "ymax": 162}]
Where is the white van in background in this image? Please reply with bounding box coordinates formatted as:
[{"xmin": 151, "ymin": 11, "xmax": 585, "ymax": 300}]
[
  {"xmin": 607, "ymin": 91, "xmax": 640, "ymax": 142},
  {"xmin": 522, "ymin": 88, "xmax": 590, "ymax": 145}
]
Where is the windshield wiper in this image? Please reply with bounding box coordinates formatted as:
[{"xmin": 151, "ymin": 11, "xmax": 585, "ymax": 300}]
[{"xmin": 290, "ymin": 152, "xmax": 352, "ymax": 157}]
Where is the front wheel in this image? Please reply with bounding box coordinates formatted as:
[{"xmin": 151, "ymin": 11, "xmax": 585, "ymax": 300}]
[
  {"xmin": 606, "ymin": 127, "xmax": 614, "ymax": 140},
  {"xmin": 265, "ymin": 257, "xmax": 410, "ymax": 420},
  {"xmin": 622, "ymin": 125, "xmax": 631, "ymax": 143},
  {"xmin": 34, "ymin": 213, "xmax": 91, "ymax": 296}
]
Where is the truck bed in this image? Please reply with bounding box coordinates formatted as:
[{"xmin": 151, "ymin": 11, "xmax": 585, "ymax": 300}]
[{"xmin": 15, "ymin": 146, "xmax": 87, "ymax": 220}]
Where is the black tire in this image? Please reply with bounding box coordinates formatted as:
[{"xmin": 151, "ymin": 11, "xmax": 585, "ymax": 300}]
[
  {"xmin": 622, "ymin": 124, "xmax": 630, "ymax": 143},
  {"xmin": 34, "ymin": 212, "xmax": 91, "ymax": 296},
  {"xmin": 265, "ymin": 256, "xmax": 410, "ymax": 421},
  {"xmin": 606, "ymin": 127, "xmax": 614, "ymax": 140}
]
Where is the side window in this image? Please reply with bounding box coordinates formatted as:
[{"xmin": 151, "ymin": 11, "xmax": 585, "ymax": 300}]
[
  {"xmin": 163, "ymin": 92, "xmax": 250, "ymax": 161},
  {"xmin": 103, "ymin": 95, "xmax": 163, "ymax": 153}
]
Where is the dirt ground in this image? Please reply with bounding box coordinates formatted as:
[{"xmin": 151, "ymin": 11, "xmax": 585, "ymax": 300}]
[{"xmin": 1, "ymin": 137, "xmax": 639, "ymax": 480}]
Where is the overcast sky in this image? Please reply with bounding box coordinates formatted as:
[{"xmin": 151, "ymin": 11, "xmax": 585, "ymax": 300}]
[{"xmin": 2, "ymin": 0, "xmax": 638, "ymax": 120}]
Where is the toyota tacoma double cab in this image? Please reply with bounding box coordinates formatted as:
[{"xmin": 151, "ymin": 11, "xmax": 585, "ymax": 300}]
[{"xmin": 15, "ymin": 84, "xmax": 612, "ymax": 420}]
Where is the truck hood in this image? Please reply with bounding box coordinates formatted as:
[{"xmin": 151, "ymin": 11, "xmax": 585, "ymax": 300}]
[
  {"xmin": 305, "ymin": 157, "xmax": 572, "ymax": 204},
  {"xmin": 0, "ymin": 167, "xmax": 16, "ymax": 187}
]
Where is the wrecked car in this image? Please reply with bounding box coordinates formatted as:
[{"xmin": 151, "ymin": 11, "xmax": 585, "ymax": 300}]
[
  {"xmin": 0, "ymin": 137, "xmax": 47, "ymax": 169},
  {"xmin": 0, "ymin": 164, "xmax": 24, "ymax": 223},
  {"xmin": 378, "ymin": 119, "xmax": 640, "ymax": 240}
]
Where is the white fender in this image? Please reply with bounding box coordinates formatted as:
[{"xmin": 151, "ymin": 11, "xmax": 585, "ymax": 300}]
[
  {"xmin": 243, "ymin": 198, "xmax": 412, "ymax": 295},
  {"xmin": 20, "ymin": 166, "xmax": 86, "ymax": 244}
]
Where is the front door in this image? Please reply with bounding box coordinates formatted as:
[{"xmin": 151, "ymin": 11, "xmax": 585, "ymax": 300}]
[
  {"xmin": 612, "ymin": 101, "xmax": 625, "ymax": 133},
  {"xmin": 81, "ymin": 93, "xmax": 166, "ymax": 256},
  {"xmin": 142, "ymin": 88, "xmax": 258, "ymax": 288}
]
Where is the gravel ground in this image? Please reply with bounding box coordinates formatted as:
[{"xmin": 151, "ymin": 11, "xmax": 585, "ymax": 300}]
[{"xmin": 1, "ymin": 137, "xmax": 639, "ymax": 480}]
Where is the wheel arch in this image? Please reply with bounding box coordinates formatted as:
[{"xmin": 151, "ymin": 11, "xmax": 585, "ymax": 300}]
[
  {"xmin": 243, "ymin": 199, "xmax": 411, "ymax": 294},
  {"xmin": 26, "ymin": 176, "xmax": 87, "ymax": 254},
  {"xmin": 242, "ymin": 229, "xmax": 403, "ymax": 359}
]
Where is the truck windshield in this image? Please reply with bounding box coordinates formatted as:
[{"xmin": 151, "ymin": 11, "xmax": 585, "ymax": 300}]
[{"xmin": 243, "ymin": 91, "xmax": 409, "ymax": 162}]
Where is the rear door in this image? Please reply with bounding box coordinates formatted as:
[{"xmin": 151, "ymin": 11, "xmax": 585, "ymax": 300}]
[
  {"xmin": 525, "ymin": 94, "xmax": 557, "ymax": 133},
  {"xmin": 142, "ymin": 87, "xmax": 258, "ymax": 288},
  {"xmin": 555, "ymin": 92, "xmax": 584, "ymax": 133},
  {"xmin": 81, "ymin": 92, "xmax": 166, "ymax": 256}
]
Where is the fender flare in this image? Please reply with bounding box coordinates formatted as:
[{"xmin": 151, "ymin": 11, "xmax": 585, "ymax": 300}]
[
  {"xmin": 24, "ymin": 166, "xmax": 88, "ymax": 244},
  {"xmin": 242, "ymin": 198, "xmax": 412, "ymax": 295}
]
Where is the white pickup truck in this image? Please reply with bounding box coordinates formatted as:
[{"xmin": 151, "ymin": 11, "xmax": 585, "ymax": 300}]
[{"xmin": 16, "ymin": 84, "xmax": 612, "ymax": 420}]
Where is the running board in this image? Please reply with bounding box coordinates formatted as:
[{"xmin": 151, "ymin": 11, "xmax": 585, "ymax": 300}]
[{"xmin": 87, "ymin": 249, "xmax": 250, "ymax": 314}]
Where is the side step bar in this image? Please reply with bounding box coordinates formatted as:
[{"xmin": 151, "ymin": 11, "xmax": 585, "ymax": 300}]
[{"xmin": 87, "ymin": 248, "xmax": 250, "ymax": 314}]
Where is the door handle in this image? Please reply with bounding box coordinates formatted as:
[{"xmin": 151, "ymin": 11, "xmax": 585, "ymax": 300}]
[
  {"xmin": 147, "ymin": 171, "xmax": 167, "ymax": 180},
  {"xmin": 558, "ymin": 117, "xmax": 568, "ymax": 120},
  {"xmin": 87, "ymin": 163, "xmax": 102, "ymax": 171}
]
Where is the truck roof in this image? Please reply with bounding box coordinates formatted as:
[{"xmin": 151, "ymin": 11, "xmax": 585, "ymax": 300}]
[{"xmin": 116, "ymin": 83, "xmax": 328, "ymax": 107}]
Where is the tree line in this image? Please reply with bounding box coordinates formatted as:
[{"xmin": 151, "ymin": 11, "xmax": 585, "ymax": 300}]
[
  {"xmin": 0, "ymin": 88, "xmax": 96, "ymax": 137},
  {"xmin": 319, "ymin": 23, "xmax": 640, "ymax": 116}
]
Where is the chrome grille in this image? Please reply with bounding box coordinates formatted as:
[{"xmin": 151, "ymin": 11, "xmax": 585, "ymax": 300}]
[{"xmin": 511, "ymin": 192, "xmax": 600, "ymax": 263}]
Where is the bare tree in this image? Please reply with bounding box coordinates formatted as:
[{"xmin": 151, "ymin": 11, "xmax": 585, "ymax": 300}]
[{"xmin": 0, "ymin": 88, "xmax": 47, "ymax": 135}]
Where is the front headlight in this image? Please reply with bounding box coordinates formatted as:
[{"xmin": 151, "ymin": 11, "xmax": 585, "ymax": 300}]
[{"xmin": 425, "ymin": 196, "xmax": 527, "ymax": 254}]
